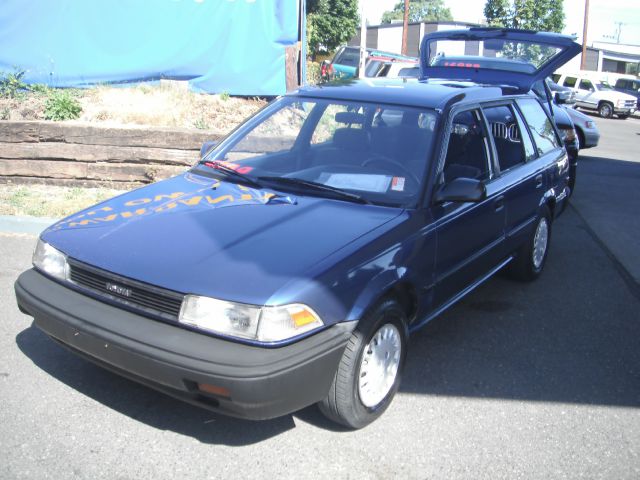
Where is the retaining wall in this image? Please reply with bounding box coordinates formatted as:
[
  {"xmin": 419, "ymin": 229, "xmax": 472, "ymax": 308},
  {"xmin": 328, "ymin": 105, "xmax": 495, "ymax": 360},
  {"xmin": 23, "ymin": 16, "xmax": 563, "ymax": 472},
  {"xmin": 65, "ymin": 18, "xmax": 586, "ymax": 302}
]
[{"xmin": 0, "ymin": 121, "xmax": 223, "ymax": 187}]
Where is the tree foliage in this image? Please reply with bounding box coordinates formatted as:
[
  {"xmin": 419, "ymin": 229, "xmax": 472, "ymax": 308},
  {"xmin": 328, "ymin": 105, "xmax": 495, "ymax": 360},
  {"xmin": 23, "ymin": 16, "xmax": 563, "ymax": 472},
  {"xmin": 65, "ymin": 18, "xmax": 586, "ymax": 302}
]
[
  {"xmin": 381, "ymin": 0, "xmax": 453, "ymax": 24},
  {"xmin": 484, "ymin": 0, "xmax": 510, "ymax": 28},
  {"xmin": 484, "ymin": 0, "xmax": 564, "ymax": 32},
  {"xmin": 306, "ymin": 0, "xmax": 359, "ymax": 57}
]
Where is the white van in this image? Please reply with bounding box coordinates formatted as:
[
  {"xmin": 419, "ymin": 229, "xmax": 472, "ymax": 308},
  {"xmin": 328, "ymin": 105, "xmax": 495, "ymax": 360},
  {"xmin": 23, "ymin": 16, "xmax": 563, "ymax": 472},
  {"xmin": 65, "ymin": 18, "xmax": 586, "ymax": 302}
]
[{"xmin": 552, "ymin": 72, "xmax": 637, "ymax": 119}]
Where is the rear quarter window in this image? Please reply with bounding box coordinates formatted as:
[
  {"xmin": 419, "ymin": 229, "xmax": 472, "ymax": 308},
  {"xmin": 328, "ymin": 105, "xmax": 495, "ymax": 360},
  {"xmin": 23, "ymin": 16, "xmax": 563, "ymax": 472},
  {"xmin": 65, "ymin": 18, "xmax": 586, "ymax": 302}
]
[{"xmin": 515, "ymin": 98, "xmax": 561, "ymax": 156}]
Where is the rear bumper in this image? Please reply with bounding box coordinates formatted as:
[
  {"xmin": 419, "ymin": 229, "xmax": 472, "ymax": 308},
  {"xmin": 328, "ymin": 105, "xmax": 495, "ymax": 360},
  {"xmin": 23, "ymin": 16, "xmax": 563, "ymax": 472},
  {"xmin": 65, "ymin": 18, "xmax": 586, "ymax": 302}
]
[{"xmin": 15, "ymin": 269, "xmax": 354, "ymax": 420}]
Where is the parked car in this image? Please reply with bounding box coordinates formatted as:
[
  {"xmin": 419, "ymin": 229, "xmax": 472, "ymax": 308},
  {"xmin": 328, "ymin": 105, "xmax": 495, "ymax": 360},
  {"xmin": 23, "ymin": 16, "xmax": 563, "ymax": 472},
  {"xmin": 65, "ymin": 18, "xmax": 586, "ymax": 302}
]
[
  {"xmin": 563, "ymin": 105, "xmax": 600, "ymax": 150},
  {"xmin": 552, "ymin": 72, "xmax": 636, "ymax": 118},
  {"xmin": 322, "ymin": 46, "xmax": 416, "ymax": 81},
  {"xmin": 612, "ymin": 76, "xmax": 640, "ymax": 109},
  {"xmin": 15, "ymin": 28, "xmax": 579, "ymax": 429},
  {"xmin": 547, "ymin": 79, "xmax": 576, "ymax": 105},
  {"xmin": 365, "ymin": 58, "xmax": 420, "ymax": 79}
]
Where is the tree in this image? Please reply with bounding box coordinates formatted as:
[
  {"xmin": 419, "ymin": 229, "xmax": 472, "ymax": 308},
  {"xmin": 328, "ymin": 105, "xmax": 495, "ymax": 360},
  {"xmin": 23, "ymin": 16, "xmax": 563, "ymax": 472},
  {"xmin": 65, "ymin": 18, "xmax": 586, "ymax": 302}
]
[
  {"xmin": 483, "ymin": 0, "xmax": 565, "ymax": 32},
  {"xmin": 381, "ymin": 0, "xmax": 453, "ymax": 24},
  {"xmin": 484, "ymin": 0, "xmax": 510, "ymax": 27},
  {"xmin": 306, "ymin": 0, "xmax": 359, "ymax": 58}
]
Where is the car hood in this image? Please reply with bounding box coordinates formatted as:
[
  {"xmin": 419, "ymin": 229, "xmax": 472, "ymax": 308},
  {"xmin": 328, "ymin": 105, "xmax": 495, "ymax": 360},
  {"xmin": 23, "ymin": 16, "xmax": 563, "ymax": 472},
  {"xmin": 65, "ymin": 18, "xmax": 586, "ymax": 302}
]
[
  {"xmin": 420, "ymin": 28, "xmax": 581, "ymax": 93},
  {"xmin": 597, "ymin": 90, "xmax": 637, "ymax": 102},
  {"xmin": 42, "ymin": 172, "xmax": 403, "ymax": 305}
]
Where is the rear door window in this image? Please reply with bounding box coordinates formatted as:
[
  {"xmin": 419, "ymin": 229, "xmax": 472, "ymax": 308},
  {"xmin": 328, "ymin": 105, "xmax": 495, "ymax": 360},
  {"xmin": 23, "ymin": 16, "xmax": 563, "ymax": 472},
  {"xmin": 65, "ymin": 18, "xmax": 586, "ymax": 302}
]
[
  {"xmin": 483, "ymin": 104, "xmax": 528, "ymax": 172},
  {"xmin": 515, "ymin": 98, "xmax": 561, "ymax": 156},
  {"xmin": 578, "ymin": 79, "xmax": 594, "ymax": 91}
]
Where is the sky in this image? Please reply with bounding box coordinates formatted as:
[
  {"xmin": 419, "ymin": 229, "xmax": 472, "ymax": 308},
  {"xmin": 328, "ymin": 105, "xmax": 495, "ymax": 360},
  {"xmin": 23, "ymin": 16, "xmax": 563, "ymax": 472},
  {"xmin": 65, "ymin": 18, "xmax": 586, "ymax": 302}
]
[{"xmin": 360, "ymin": 0, "xmax": 640, "ymax": 46}]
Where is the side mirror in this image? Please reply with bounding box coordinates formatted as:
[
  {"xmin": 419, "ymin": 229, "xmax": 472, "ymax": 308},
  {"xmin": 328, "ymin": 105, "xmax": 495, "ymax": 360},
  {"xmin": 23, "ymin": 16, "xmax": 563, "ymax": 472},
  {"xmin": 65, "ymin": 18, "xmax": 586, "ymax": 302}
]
[
  {"xmin": 200, "ymin": 140, "xmax": 218, "ymax": 158},
  {"xmin": 434, "ymin": 177, "xmax": 487, "ymax": 204}
]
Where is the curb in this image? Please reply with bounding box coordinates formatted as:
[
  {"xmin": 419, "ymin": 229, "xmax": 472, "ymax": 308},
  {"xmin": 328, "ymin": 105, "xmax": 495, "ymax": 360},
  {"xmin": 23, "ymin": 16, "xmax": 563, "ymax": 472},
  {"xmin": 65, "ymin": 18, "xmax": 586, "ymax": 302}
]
[{"xmin": 0, "ymin": 215, "xmax": 60, "ymax": 236}]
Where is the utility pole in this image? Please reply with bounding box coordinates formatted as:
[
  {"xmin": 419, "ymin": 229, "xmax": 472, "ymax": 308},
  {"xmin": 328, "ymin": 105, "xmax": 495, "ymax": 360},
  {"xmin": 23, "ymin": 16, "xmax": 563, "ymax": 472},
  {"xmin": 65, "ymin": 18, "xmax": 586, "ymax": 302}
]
[
  {"xmin": 401, "ymin": 0, "xmax": 410, "ymax": 55},
  {"xmin": 358, "ymin": 3, "xmax": 367, "ymax": 78},
  {"xmin": 580, "ymin": 0, "xmax": 589, "ymax": 70},
  {"xmin": 614, "ymin": 21, "xmax": 623, "ymax": 43}
]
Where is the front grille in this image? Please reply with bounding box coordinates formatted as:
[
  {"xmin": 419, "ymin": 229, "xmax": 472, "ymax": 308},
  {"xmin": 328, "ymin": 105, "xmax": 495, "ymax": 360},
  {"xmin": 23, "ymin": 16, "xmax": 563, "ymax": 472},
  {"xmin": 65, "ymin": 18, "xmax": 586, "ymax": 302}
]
[{"xmin": 68, "ymin": 259, "xmax": 184, "ymax": 320}]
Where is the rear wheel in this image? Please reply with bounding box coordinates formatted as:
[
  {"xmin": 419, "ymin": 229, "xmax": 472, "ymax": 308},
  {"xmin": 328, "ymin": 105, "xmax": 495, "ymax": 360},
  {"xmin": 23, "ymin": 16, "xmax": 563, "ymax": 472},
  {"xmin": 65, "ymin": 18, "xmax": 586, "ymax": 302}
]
[
  {"xmin": 319, "ymin": 298, "xmax": 408, "ymax": 429},
  {"xmin": 508, "ymin": 206, "xmax": 552, "ymax": 281},
  {"xmin": 598, "ymin": 101, "xmax": 614, "ymax": 119}
]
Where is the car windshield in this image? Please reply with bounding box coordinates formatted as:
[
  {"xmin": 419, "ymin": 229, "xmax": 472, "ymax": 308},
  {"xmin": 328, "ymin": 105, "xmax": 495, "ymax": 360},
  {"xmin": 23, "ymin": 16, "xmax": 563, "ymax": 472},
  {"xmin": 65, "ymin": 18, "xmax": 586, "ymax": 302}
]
[
  {"xmin": 195, "ymin": 97, "xmax": 438, "ymax": 208},
  {"xmin": 334, "ymin": 48, "xmax": 360, "ymax": 67}
]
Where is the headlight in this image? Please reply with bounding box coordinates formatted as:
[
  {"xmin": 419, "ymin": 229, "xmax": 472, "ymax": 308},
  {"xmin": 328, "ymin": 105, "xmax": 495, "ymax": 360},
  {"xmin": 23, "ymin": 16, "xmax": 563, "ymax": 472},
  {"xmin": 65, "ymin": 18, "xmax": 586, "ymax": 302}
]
[
  {"xmin": 33, "ymin": 239, "xmax": 69, "ymax": 281},
  {"xmin": 179, "ymin": 295, "xmax": 324, "ymax": 342}
]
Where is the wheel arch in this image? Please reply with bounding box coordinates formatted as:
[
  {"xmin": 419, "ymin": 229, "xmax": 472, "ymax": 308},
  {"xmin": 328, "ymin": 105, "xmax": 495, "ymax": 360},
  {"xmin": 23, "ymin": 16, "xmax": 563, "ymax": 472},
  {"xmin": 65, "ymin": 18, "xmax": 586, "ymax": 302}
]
[{"xmin": 346, "ymin": 271, "xmax": 419, "ymax": 326}]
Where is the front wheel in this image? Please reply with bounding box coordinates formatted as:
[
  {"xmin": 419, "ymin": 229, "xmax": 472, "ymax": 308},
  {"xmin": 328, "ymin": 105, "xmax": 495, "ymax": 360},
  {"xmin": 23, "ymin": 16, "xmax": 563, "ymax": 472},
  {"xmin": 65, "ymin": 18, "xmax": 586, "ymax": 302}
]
[
  {"xmin": 598, "ymin": 102, "xmax": 614, "ymax": 119},
  {"xmin": 319, "ymin": 299, "xmax": 408, "ymax": 429},
  {"xmin": 508, "ymin": 206, "xmax": 552, "ymax": 281}
]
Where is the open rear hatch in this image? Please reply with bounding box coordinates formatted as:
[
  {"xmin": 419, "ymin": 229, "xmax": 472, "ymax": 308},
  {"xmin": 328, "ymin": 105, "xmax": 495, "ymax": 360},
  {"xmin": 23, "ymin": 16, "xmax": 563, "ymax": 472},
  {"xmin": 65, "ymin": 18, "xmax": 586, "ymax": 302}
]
[{"xmin": 419, "ymin": 28, "xmax": 582, "ymax": 93}]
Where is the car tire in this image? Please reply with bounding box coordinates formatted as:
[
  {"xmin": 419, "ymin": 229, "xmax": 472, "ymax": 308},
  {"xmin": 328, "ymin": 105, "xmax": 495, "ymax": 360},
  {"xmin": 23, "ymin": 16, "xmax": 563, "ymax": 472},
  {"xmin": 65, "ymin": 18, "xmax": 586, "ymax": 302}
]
[
  {"xmin": 598, "ymin": 101, "xmax": 614, "ymax": 119},
  {"xmin": 318, "ymin": 298, "xmax": 408, "ymax": 429},
  {"xmin": 508, "ymin": 206, "xmax": 552, "ymax": 282}
]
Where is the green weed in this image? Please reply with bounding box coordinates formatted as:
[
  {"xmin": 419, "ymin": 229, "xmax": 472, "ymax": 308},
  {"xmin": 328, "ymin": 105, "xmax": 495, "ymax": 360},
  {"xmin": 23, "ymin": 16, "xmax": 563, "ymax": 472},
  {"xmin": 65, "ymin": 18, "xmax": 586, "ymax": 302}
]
[
  {"xmin": 0, "ymin": 68, "xmax": 28, "ymax": 99},
  {"xmin": 44, "ymin": 90, "xmax": 82, "ymax": 121}
]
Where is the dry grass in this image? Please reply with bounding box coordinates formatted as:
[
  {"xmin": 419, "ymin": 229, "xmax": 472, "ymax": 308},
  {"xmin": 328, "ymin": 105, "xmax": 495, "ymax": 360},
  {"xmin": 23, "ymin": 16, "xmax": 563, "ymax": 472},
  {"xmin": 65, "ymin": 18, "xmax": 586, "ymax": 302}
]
[
  {"xmin": 79, "ymin": 83, "xmax": 266, "ymax": 129},
  {"xmin": 0, "ymin": 82, "xmax": 266, "ymax": 130},
  {"xmin": 0, "ymin": 184, "xmax": 129, "ymax": 218}
]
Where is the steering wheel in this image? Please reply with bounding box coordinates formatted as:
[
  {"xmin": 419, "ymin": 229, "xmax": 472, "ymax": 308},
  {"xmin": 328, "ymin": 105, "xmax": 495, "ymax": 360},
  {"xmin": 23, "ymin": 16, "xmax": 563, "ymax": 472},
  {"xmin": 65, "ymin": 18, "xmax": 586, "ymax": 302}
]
[{"xmin": 361, "ymin": 155, "xmax": 421, "ymax": 187}]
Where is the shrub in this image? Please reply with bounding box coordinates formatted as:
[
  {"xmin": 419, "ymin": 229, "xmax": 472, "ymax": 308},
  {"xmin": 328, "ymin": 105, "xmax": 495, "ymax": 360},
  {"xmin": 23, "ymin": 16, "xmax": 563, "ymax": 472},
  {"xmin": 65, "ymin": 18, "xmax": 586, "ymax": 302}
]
[
  {"xmin": 44, "ymin": 90, "xmax": 82, "ymax": 121},
  {"xmin": 219, "ymin": 91, "xmax": 230, "ymax": 101},
  {"xmin": 0, "ymin": 68, "xmax": 28, "ymax": 99},
  {"xmin": 306, "ymin": 61, "xmax": 321, "ymax": 85},
  {"xmin": 29, "ymin": 83, "xmax": 50, "ymax": 95}
]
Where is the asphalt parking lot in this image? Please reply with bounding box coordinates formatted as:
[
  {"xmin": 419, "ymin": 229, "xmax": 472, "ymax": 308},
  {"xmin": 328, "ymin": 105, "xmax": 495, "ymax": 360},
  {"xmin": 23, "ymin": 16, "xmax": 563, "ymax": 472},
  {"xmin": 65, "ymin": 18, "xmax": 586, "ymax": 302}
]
[{"xmin": 1, "ymin": 114, "xmax": 639, "ymax": 479}]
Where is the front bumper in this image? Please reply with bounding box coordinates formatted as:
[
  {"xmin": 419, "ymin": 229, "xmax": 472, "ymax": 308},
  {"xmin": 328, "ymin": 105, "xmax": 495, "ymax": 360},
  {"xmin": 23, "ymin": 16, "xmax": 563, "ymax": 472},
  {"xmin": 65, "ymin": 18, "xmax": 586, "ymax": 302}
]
[
  {"xmin": 15, "ymin": 269, "xmax": 354, "ymax": 420},
  {"xmin": 614, "ymin": 106, "xmax": 636, "ymax": 115}
]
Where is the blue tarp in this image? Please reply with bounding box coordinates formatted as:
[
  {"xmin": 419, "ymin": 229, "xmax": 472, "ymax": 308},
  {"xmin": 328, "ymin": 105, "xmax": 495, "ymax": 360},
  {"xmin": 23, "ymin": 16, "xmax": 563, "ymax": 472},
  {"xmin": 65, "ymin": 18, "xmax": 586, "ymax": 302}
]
[{"xmin": 0, "ymin": 0, "xmax": 303, "ymax": 95}]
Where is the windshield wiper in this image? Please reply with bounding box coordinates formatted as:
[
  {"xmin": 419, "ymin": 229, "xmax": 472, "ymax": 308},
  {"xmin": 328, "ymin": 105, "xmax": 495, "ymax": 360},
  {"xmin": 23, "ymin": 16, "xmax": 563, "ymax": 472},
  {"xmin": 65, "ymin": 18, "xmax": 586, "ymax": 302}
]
[
  {"xmin": 197, "ymin": 160, "xmax": 263, "ymax": 189},
  {"xmin": 258, "ymin": 176, "xmax": 371, "ymax": 205}
]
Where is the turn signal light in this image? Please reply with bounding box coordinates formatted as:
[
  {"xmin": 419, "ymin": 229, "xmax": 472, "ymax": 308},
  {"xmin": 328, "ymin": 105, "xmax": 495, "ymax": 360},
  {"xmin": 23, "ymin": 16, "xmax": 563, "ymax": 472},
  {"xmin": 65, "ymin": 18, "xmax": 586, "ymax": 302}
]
[{"xmin": 198, "ymin": 383, "xmax": 231, "ymax": 398}]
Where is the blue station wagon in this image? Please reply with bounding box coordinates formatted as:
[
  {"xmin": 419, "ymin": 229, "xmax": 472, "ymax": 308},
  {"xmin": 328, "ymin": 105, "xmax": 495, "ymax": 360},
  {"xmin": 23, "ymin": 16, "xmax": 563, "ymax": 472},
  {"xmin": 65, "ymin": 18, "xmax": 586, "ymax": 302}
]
[{"xmin": 15, "ymin": 29, "xmax": 581, "ymax": 429}]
